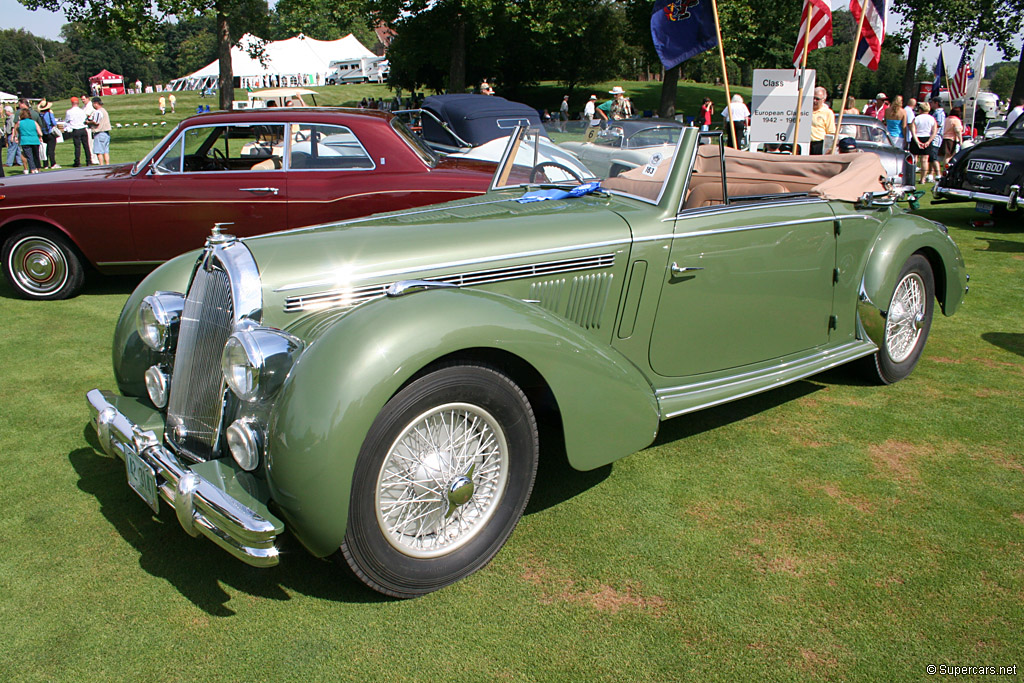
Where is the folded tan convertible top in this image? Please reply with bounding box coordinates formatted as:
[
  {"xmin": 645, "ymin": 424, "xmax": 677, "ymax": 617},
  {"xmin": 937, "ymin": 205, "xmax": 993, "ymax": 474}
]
[{"xmin": 696, "ymin": 145, "xmax": 888, "ymax": 203}]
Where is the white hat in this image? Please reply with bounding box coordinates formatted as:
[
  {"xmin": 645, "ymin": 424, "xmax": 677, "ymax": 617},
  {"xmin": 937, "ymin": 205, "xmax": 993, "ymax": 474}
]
[
  {"xmin": 589, "ymin": 95, "xmax": 597, "ymax": 100},
  {"xmin": 876, "ymin": 92, "xmax": 887, "ymax": 100},
  {"xmin": 609, "ymin": 86, "xmax": 626, "ymax": 95}
]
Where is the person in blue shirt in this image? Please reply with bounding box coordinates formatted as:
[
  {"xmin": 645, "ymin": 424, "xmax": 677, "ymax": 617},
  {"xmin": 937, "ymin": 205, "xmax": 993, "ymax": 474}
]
[
  {"xmin": 15, "ymin": 109, "xmax": 43, "ymax": 173},
  {"xmin": 37, "ymin": 99, "xmax": 60, "ymax": 169}
]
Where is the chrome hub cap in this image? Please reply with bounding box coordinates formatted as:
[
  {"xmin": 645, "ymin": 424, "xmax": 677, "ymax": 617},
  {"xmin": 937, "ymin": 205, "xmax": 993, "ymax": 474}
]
[
  {"xmin": 885, "ymin": 272, "xmax": 925, "ymax": 363},
  {"xmin": 376, "ymin": 403, "xmax": 509, "ymax": 558},
  {"xmin": 9, "ymin": 236, "xmax": 68, "ymax": 295}
]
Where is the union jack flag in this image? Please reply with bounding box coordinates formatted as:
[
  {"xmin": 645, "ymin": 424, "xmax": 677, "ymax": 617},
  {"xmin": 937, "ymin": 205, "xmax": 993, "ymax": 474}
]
[
  {"xmin": 949, "ymin": 49, "xmax": 973, "ymax": 99},
  {"xmin": 850, "ymin": 0, "xmax": 886, "ymax": 71},
  {"xmin": 792, "ymin": 0, "xmax": 833, "ymax": 67}
]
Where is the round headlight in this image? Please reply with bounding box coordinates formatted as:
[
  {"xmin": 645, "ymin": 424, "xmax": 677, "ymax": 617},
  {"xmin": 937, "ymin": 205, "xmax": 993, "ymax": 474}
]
[
  {"xmin": 221, "ymin": 327, "xmax": 302, "ymax": 402},
  {"xmin": 144, "ymin": 365, "xmax": 170, "ymax": 408},
  {"xmin": 226, "ymin": 418, "xmax": 263, "ymax": 471},
  {"xmin": 137, "ymin": 292, "xmax": 185, "ymax": 352}
]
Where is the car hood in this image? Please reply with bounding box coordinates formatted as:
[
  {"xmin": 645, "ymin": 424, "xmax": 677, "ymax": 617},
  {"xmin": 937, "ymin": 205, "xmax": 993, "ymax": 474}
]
[
  {"xmin": 0, "ymin": 163, "xmax": 136, "ymax": 188},
  {"xmin": 242, "ymin": 190, "xmax": 637, "ymax": 323}
]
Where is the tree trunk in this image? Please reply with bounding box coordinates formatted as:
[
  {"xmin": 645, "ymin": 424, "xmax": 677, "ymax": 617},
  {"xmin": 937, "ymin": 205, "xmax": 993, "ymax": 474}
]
[
  {"xmin": 448, "ymin": 11, "xmax": 466, "ymax": 93},
  {"xmin": 1011, "ymin": 49, "xmax": 1024, "ymax": 108},
  {"xmin": 217, "ymin": 9, "xmax": 234, "ymax": 111},
  {"xmin": 902, "ymin": 21, "xmax": 920, "ymax": 103},
  {"xmin": 659, "ymin": 66, "xmax": 679, "ymax": 118}
]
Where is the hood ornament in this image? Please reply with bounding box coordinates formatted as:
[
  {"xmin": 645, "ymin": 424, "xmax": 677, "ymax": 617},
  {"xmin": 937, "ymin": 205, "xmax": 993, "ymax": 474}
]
[{"xmin": 207, "ymin": 222, "xmax": 236, "ymax": 246}]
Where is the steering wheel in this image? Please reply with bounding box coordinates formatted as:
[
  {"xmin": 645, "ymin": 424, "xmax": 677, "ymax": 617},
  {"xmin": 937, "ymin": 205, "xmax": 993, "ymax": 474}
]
[
  {"xmin": 293, "ymin": 130, "xmax": 310, "ymax": 142},
  {"xmin": 205, "ymin": 146, "xmax": 228, "ymax": 170},
  {"xmin": 530, "ymin": 161, "xmax": 585, "ymax": 184}
]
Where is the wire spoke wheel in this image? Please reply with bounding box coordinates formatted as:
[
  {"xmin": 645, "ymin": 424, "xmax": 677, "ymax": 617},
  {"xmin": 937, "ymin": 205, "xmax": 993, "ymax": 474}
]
[
  {"xmin": 863, "ymin": 253, "xmax": 934, "ymax": 384},
  {"xmin": 375, "ymin": 402, "xmax": 510, "ymax": 558},
  {"xmin": 884, "ymin": 272, "xmax": 926, "ymax": 363},
  {"xmin": 341, "ymin": 364, "xmax": 538, "ymax": 598}
]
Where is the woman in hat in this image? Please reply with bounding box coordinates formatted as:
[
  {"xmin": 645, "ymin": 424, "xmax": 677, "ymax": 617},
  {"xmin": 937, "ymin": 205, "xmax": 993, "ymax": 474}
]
[{"xmin": 37, "ymin": 99, "xmax": 60, "ymax": 169}]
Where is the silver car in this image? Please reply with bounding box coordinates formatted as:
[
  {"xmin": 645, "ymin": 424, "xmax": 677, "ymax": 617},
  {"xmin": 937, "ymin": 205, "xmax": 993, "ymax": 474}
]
[{"xmin": 831, "ymin": 115, "xmax": 917, "ymax": 188}]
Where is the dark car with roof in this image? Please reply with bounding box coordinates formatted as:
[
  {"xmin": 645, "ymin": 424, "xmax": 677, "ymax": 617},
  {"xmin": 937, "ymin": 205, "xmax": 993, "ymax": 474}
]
[
  {"xmin": 1, "ymin": 108, "xmax": 495, "ymax": 300},
  {"xmin": 934, "ymin": 114, "xmax": 1023, "ymax": 218}
]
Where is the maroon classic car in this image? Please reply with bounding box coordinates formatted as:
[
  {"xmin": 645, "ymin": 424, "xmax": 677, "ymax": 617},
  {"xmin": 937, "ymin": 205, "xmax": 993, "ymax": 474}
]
[{"xmin": 0, "ymin": 109, "xmax": 495, "ymax": 299}]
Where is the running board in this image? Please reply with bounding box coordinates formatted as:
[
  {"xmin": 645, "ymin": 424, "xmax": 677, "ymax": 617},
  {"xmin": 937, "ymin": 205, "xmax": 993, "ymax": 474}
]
[{"xmin": 656, "ymin": 340, "xmax": 878, "ymax": 420}]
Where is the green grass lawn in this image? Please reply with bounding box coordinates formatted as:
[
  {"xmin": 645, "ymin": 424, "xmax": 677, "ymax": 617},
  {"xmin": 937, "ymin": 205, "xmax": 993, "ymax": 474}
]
[{"xmin": 1, "ymin": 84, "xmax": 1023, "ymax": 681}]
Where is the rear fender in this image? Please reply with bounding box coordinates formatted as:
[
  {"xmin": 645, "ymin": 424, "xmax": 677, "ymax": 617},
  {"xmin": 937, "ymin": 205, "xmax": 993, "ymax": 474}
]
[
  {"xmin": 857, "ymin": 213, "xmax": 967, "ymax": 346},
  {"xmin": 267, "ymin": 287, "xmax": 659, "ymax": 557}
]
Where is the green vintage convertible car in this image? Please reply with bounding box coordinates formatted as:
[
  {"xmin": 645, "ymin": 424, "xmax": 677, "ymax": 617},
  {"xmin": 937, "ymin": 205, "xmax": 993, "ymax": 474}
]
[{"xmin": 88, "ymin": 127, "xmax": 968, "ymax": 597}]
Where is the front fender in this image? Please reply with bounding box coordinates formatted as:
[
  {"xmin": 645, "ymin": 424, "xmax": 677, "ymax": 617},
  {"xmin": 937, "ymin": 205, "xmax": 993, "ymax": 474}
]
[
  {"xmin": 267, "ymin": 288, "xmax": 659, "ymax": 558},
  {"xmin": 858, "ymin": 213, "xmax": 967, "ymax": 345},
  {"xmin": 112, "ymin": 251, "xmax": 200, "ymax": 397}
]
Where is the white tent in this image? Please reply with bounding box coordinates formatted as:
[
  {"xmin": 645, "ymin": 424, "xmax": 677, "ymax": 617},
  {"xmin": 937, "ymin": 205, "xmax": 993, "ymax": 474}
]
[
  {"xmin": 0, "ymin": 91, "xmax": 17, "ymax": 103},
  {"xmin": 169, "ymin": 33, "xmax": 378, "ymax": 91}
]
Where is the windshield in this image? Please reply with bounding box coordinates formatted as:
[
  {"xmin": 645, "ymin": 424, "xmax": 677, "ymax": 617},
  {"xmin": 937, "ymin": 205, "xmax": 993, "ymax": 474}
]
[
  {"xmin": 491, "ymin": 125, "xmax": 682, "ymax": 205},
  {"xmin": 390, "ymin": 117, "xmax": 440, "ymax": 166},
  {"xmin": 132, "ymin": 128, "xmax": 178, "ymax": 175}
]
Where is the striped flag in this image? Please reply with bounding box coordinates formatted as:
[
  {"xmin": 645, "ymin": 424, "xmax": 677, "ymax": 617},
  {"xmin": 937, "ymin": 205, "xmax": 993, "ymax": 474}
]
[
  {"xmin": 792, "ymin": 0, "xmax": 833, "ymax": 67},
  {"xmin": 850, "ymin": 0, "xmax": 886, "ymax": 70},
  {"xmin": 949, "ymin": 49, "xmax": 972, "ymax": 99}
]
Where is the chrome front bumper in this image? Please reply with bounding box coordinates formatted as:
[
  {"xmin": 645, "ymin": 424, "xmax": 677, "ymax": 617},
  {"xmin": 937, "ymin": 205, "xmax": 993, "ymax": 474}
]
[
  {"xmin": 86, "ymin": 389, "xmax": 284, "ymax": 567},
  {"xmin": 933, "ymin": 183, "xmax": 1019, "ymax": 210}
]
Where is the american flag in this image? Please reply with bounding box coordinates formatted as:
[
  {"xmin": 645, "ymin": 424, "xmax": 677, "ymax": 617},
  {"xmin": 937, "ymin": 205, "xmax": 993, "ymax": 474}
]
[
  {"xmin": 850, "ymin": 0, "xmax": 886, "ymax": 71},
  {"xmin": 792, "ymin": 0, "xmax": 833, "ymax": 67},
  {"xmin": 949, "ymin": 49, "xmax": 973, "ymax": 99}
]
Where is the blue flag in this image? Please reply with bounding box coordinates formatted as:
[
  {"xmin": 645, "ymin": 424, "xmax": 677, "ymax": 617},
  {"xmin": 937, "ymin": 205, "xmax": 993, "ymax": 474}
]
[
  {"xmin": 931, "ymin": 51, "xmax": 945, "ymax": 100},
  {"xmin": 651, "ymin": 0, "xmax": 719, "ymax": 70}
]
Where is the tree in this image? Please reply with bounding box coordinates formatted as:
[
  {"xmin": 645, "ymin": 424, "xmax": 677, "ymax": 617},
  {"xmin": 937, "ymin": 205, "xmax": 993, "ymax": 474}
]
[
  {"xmin": 988, "ymin": 62, "xmax": 1017, "ymax": 101},
  {"xmin": 19, "ymin": 0, "xmax": 268, "ymax": 110}
]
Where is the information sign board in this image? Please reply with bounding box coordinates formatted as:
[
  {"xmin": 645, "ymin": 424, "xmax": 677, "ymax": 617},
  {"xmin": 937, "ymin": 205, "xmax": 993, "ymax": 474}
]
[{"xmin": 750, "ymin": 69, "xmax": 815, "ymax": 154}]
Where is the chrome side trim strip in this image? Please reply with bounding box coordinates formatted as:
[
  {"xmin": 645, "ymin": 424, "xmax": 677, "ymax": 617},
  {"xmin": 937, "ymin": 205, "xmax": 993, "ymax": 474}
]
[
  {"xmin": 656, "ymin": 340, "xmax": 877, "ymax": 419},
  {"xmin": 275, "ymin": 241, "xmax": 628, "ymax": 293},
  {"xmin": 284, "ymin": 253, "xmax": 616, "ymax": 312}
]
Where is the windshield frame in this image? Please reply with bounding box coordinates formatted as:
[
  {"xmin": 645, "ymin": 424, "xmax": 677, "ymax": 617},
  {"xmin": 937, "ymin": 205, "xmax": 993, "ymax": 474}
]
[
  {"xmin": 132, "ymin": 127, "xmax": 178, "ymax": 176},
  {"xmin": 491, "ymin": 124, "xmax": 685, "ymax": 206}
]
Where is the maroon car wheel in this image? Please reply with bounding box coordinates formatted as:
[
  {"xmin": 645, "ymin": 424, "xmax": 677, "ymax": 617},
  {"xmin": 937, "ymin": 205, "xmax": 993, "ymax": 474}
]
[{"xmin": 2, "ymin": 227, "xmax": 85, "ymax": 300}]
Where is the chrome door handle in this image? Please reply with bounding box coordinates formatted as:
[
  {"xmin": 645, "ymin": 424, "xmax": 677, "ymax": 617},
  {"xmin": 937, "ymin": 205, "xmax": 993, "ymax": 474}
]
[
  {"xmin": 670, "ymin": 262, "xmax": 704, "ymax": 275},
  {"xmin": 240, "ymin": 187, "xmax": 279, "ymax": 195}
]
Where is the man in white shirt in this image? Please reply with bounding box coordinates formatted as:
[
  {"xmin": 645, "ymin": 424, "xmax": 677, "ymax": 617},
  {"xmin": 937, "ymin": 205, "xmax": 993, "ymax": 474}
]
[
  {"xmin": 583, "ymin": 95, "xmax": 596, "ymax": 124},
  {"xmin": 63, "ymin": 96, "xmax": 90, "ymax": 167},
  {"xmin": 81, "ymin": 95, "xmax": 97, "ymax": 164}
]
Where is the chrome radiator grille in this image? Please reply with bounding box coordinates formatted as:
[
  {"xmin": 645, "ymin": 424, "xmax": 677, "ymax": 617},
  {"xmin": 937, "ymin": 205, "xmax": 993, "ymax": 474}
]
[{"xmin": 166, "ymin": 260, "xmax": 234, "ymax": 462}]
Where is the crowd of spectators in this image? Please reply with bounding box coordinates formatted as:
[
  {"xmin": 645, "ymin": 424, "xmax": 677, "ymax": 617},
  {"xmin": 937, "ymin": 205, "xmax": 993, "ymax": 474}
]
[{"xmin": 2, "ymin": 95, "xmax": 112, "ymax": 174}]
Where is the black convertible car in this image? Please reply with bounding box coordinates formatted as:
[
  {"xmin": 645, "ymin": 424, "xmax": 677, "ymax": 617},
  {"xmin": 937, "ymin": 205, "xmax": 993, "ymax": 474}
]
[{"xmin": 934, "ymin": 114, "xmax": 1023, "ymax": 219}]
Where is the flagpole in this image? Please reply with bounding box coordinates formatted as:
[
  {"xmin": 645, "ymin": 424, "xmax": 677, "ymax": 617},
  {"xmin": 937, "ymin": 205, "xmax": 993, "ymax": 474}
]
[
  {"xmin": 709, "ymin": 0, "xmax": 738, "ymax": 149},
  {"xmin": 967, "ymin": 45, "xmax": 986, "ymax": 134},
  {"xmin": 792, "ymin": 3, "xmax": 814, "ymax": 155},
  {"xmin": 830, "ymin": 0, "xmax": 871, "ymax": 155}
]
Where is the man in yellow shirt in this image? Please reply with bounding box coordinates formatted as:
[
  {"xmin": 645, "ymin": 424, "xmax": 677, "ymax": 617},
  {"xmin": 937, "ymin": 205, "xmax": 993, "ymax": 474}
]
[{"xmin": 810, "ymin": 87, "xmax": 836, "ymax": 155}]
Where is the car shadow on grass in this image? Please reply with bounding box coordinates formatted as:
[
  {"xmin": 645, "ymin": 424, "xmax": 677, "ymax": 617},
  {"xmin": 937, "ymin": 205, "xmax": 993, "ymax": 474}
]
[
  {"xmin": 0, "ymin": 270, "xmax": 144, "ymax": 300},
  {"xmin": 976, "ymin": 237, "xmax": 1024, "ymax": 253},
  {"xmin": 72, "ymin": 427, "xmax": 391, "ymax": 614},
  {"xmin": 652, "ymin": 378, "xmax": 826, "ymax": 447},
  {"xmin": 981, "ymin": 332, "xmax": 1024, "ymax": 358}
]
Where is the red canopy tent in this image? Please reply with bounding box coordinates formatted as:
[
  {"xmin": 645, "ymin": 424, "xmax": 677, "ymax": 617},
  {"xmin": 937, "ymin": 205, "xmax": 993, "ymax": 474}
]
[{"xmin": 89, "ymin": 69, "xmax": 125, "ymax": 96}]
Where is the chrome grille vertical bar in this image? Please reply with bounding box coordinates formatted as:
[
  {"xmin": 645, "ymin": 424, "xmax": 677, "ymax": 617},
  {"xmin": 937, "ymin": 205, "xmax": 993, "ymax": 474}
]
[{"xmin": 167, "ymin": 261, "xmax": 234, "ymax": 461}]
